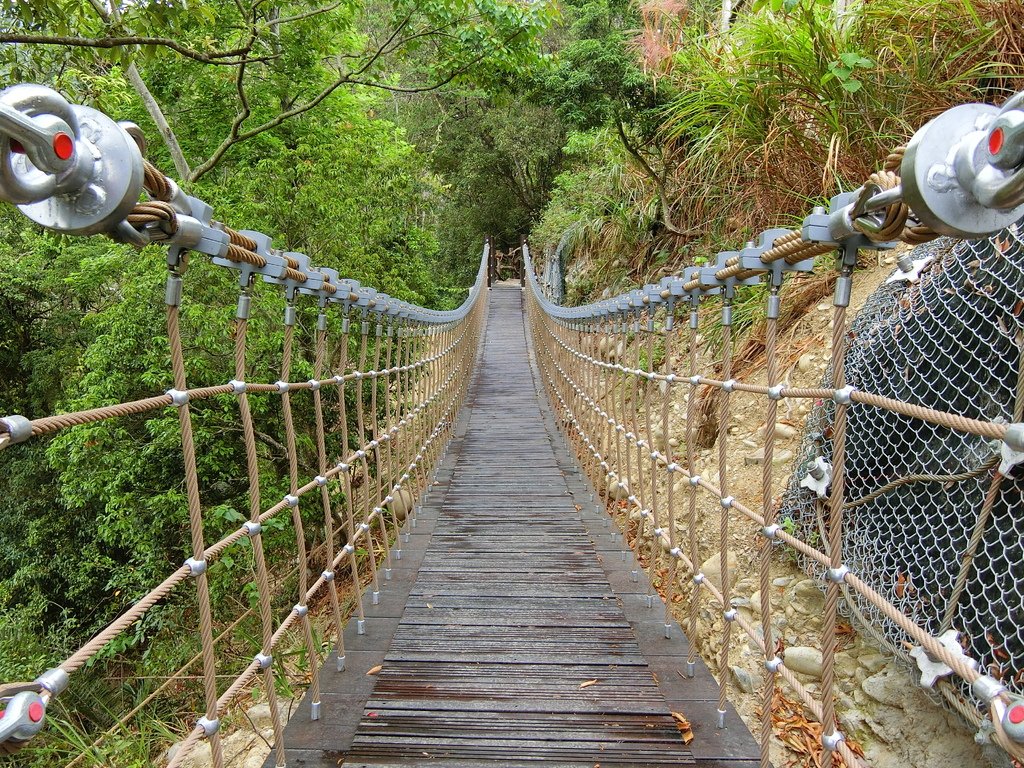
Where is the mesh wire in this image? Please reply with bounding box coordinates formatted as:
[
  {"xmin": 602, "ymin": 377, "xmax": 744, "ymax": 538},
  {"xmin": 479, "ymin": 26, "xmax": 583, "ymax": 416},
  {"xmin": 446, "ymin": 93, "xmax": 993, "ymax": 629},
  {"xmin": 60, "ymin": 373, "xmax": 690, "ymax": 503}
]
[{"xmin": 778, "ymin": 223, "xmax": 1024, "ymax": 719}]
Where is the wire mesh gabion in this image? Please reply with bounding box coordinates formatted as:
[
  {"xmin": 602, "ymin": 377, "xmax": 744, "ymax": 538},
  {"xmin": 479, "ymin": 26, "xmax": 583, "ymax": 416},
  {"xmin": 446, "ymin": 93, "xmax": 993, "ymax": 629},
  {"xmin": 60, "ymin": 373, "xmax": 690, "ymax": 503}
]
[{"xmin": 778, "ymin": 223, "xmax": 1024, "ymax": 721}]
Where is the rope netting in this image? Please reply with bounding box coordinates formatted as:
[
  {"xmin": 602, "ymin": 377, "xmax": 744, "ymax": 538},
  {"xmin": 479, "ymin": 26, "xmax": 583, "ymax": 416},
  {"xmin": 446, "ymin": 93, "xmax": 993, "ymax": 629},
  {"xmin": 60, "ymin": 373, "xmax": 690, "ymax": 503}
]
[
  {"xmin": 525, "ymin": 158, "xmax": 1024, "ymax": 766},
  {"xmin": 0, "ymin": 155, "xmax": 487, "ymax": 765}
]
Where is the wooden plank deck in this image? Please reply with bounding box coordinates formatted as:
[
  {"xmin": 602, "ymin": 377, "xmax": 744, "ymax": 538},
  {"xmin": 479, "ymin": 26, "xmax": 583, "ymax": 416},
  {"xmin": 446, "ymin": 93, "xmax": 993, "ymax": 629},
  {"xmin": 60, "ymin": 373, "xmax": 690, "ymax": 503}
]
[{"xmin": 271, "ymin": 284, "xmax": 761, "ymax": 767}]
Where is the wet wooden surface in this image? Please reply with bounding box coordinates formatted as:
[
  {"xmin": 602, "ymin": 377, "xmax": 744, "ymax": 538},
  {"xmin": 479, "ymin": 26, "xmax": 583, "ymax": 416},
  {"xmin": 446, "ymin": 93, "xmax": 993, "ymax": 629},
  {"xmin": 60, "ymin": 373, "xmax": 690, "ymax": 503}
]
[{"xmin": 271, "ymin": 284, "xmax": 761, "ymax": 767}]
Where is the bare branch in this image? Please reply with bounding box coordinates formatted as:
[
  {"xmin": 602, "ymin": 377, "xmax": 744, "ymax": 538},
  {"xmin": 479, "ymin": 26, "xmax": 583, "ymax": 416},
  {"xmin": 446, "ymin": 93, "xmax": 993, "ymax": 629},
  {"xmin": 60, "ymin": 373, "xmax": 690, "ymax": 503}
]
[
  {"xmin": 616, "ymin": 120, "xmax": 698, "ymax": 239},
  {"xmin": 0, "ymin": 33, "xmax": 254, "ymax": 65}
]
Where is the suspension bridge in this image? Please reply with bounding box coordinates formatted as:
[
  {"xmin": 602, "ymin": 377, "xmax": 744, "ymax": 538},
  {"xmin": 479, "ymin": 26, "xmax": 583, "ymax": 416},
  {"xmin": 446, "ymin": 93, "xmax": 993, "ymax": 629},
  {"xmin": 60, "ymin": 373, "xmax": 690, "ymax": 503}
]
[{"xmin": 1, "ymin": 83, "xmax": 1024, "ymax": 768}]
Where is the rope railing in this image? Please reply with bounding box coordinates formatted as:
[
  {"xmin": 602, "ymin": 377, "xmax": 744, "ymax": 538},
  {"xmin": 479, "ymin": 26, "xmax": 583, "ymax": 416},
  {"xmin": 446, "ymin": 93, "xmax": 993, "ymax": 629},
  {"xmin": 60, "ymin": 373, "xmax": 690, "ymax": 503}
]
[
  {"xmin": 524, "ymin": 86, "xmax": 1024, "ymax": 768},
  {"xmin": 0, "ymin": 85, "xmax": 488, "ymax": 765}
]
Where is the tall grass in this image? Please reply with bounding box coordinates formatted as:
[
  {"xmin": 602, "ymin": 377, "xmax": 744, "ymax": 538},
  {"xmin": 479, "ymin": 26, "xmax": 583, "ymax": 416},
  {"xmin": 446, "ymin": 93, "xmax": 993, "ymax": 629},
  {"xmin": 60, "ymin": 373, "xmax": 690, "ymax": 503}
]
[{"xmin": 659, "ymin": 0, "xmax": 1024, "ymax": 256}]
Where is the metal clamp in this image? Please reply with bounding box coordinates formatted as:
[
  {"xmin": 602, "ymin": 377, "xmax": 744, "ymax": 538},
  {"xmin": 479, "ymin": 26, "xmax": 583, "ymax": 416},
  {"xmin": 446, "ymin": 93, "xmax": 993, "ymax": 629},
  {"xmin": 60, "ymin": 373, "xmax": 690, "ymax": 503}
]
[
  {"xmin": 0, "ymin": 414, "xmax": 32, "ymax": 446},
  {"xmin": 800, "ymin": 457, "xmax": 832, "ymax": 499}
]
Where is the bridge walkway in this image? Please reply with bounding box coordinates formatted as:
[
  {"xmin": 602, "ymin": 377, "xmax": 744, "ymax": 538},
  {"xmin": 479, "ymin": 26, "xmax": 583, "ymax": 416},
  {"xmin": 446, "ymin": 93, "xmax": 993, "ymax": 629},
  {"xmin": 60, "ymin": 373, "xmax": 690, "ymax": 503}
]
[{"xmin": 273, "ymin": 284, "xmax": 760, "ymax": 767}]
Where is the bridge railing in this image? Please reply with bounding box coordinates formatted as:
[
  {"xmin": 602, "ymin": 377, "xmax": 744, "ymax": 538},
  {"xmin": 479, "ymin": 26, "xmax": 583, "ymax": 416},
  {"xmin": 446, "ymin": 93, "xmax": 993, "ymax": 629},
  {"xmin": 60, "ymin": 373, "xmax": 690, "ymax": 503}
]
[
  {"xmin": 525, "ymin": 89, "xmax": 1024, "ymax": 768},
  {"xmin": 0, "ymin": 84, "xmax": 487, "ymax": 765}
]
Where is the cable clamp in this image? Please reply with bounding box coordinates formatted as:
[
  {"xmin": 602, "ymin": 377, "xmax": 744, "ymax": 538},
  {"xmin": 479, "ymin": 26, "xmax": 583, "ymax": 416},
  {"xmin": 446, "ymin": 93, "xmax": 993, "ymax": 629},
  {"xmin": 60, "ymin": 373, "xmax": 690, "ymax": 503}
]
[
  {"xmin": 765, "ymin": 656, "xmax": 783, "ymax": 673},
  {"xmin": 762, "ymin": 523, "xmax": 781, "ymax": 539},
  {"xmin": 826, "ymin": 565, "xmax": 849, "ymax": 583},
  {"xmin": 833, "ymin": 385, "xmax": 856, "ymax": 405},
  {"xmin": 689, "ymin": 475, "xmax": 701, "ymax": 487},
  {"xmin": 720, "ymin": 495, "xmax": 734, "ymax": 509},
  {"xmin": 342, "ymin": 544, "xmax": 355, "ymax": 555},
  {"xmin": 723, "ymin": 608, "xmax": 738, "ymax": 622},
  {"xmin": 665, "ymin": 374, "xmax": 677, "ymax": 383},
  {"xmin": 308, "ymin": 379, "xmax": 320, "ymax": 391},
  {"xmin": 166, "ymin": 389, "xmax": 190, "ymax": 407},
  {"xmin": 821, "ymin": 730, "xmax": 845, "ymax": 751},
  {"xmin": 693, "ymin": 573, "xmax": 705, "ymax": 585},
  {"xmin": 667, "ymin": 463, "xmax": 680, "ymax": 473},
  {"xmin": 355, "ymin": 450, "xmax": 366, "ymax": 459},
  {"xmin": 800, "ymin": 457, "xmax": 832, "ymax": 499},
  {"xmin": 242, "ymin": 521, "xmax": 262, "ymax": 536},
  {"xmin": 669, "ymin": 547, "xmax": 682, "ymax": 558},
  {"xmin": 184, "ymin": 557, "xmax": 207, "ymax": 577},
  {"xmin": 322, "ymin": 570, "xmax": 335, "ymax": 582},
  {"xmin": 337, "ymin": 462, "xmax": 350, "ymax": 472},
  {"xmin": 255, "ymin": 652, "xmax": 273, "ymax": 669},
  {"xmin": 275, "ymin": 380, "xmax": 289, "ymax": 393},
  {"xmin": 767, "ymin": 385, "xmax": 784, "ymax": 401},
  {"xmin": 688, "ymin": 375, "xmax": 701, "ymax": 386},
  {"xmin": 228, "ymin": 379, "xmax": 247, "ymax": 394},
  {"xmin": 0, "ymin": 414, "xmax": 32, "ymax": 445},
  {"xmin": 314, "ymin": 475, "xmax": 328, "ymax": 487},
  {"xmin": 911, "ymin": 629, "xmax": 977, "ymax": 687},
  {"xmin": 333, "ymin": 374, "xmax": 344, "ymax": 384},
  {"xmin": 36, "ymin": 668, "xmax": 69, "ymax": 696},
  {"xmin": 196, "ymin": 716, "xmax": 220, "ymax": 737},
  {"xmin": 284, "ymin": 494, "xmax": 299, "ymax": 508},
  {"xmin": 722, "ymin": 379, "xmax": 736, "ymax": 393},
  {"xmin": 293, "ymin": 604, "xmax": 309, "ymax": 618}
]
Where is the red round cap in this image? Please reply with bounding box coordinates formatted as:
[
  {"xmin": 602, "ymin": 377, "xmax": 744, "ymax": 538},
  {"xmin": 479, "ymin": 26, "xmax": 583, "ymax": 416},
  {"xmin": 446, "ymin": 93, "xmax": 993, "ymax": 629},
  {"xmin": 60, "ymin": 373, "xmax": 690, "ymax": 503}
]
[
  {"xmin": 1009, "ymin": 704, "xmax": 1024, "ymax": 725},
  {"xmin": 53, "ymin": 133, "xmax": 74, "ymax": 161},
  {"xmin": 28, "ymin": 702, "xmax": 44, "ymax": 723},
  {"xmin": 989, "ymin": 127, "xmax": 1005, "ymax": 157}
]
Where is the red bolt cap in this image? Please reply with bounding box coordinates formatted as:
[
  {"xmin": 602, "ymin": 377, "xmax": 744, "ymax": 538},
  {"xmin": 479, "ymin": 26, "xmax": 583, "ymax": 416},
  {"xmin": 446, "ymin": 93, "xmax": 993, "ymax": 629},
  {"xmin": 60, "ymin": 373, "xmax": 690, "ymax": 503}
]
[
  {"xmin": 1009, "ymin": 704, "xmax": 1024, "ymax": 725},
  {"xmin": 53, "ymin": 132, "xmax": 74, "ymax": 161},
  {"xmin": 989, "ymin": 127, "xmax": 1005, "ymax": 157},
  {"xmin": 28, "ymin": 702, "xmax": 43, "ymax": 723}
]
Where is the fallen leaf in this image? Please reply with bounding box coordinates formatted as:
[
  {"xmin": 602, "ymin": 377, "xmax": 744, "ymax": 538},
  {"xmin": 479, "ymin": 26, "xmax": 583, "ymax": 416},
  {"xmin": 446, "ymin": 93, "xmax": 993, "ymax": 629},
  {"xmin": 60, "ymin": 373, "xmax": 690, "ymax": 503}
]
[
  {"xmin": 367, "ymin": 665, "xmax": 383, "ymax": 675},
  {"xmin": 671, "ymin": 711, "xmax": 695, "ymax": 745},
  {"xmin": 579, "ymin": 679, "xmax": 599, "ymax": 689}
]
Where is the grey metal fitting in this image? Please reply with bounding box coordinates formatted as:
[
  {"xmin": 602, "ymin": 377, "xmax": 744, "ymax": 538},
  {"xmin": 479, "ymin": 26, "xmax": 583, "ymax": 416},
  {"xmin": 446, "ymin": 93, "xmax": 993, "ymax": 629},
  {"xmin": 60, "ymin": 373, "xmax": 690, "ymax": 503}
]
[
  {"xmin": 670, "ymin": 547, "xmax": 682, "ymax": 559},
  {"xmin": 283, "ymin": 304, "xmax": 297, "ymax": 327},
  {"xmin": 1004, "ymin": 422, "xmax": 1024, "ymax": 452},
  {"xmin": 834, "ymin": 275, "xmax": 853, "ymax": 308},
  {"xmin": 0, "ymin": 414, "xmax": 32, "ymax": 445},
  {"xmin": 972, "ymin": 674, "xmax": 1006, "ymax": 702},
  {"xmin": 166, "ymin": 389, "xmax": 190, "ymax": 407},
  {"xmin": 314, "ymin": 475, "xmax": 328, "ymax": 487},
  {"xmin": 833, "ymin": 385, "xmax": 856, "ymax": 405},
  {"xmin": 765, "ymin": 656, "xmax": 784, "ymax": 673},
  {"xmin": 236, "ymin": 293, "xmax": 251, "ymax": 320},
  {"xmin": 826, "ymin": 565, "xmax": 850, "ymax": 583},
  {"xmin": 337, "ymin": 462, "xmax": 350, "ymax": 473},
  {"xmin": 333, "ymin": 374, "xmax": 344, "ymax": 384},
  {"xmin": 1000, "ymin": 696, "xmax": 1024, "ymax": 742},
  {"xmin": 196, "ymin": 716, "xmax": 220, "ymax": 737},
  {"xmin": 311, "ymin": 700, "xmax": 321, "ymax": 721},
  {"xmin": 342, "ymin": 543, "xmax": 355, "ymax": 556},
  {"xmin": 165, "ymin": 275, "xmax": 183, "ymax": 307},
  {"xmin": 358, "ymin": 522, "xmax": 370, "ymax": 534},
  {"xmin": 284, "ymin": 494, "xmax": 299, "ymax": 508},
  {"xmin": 293, "ymin": 603, "xmax": 309, "ymax": 618},
  {"xmin": 667, "ymin": 463, "xmax": 680, "ymax": 473},
  {"xmin": 665, "ymin": 373, "xmax": 677, "ymax": 384},
  {"xmin": 767, "ymin": 385, "xmax": 784, "ymax": 401},
  {"xmin": 36, "ymin": 667, "xmax": 69, "ymax": 696},
  {"xmin": 723, "ymin": 608, "xmax": 738, "ymax": 622},
  {"xmin": 722, "ymin": 379, "xmax": 736, "ymax": 393},
  {"xmin": 689, "ymin": 475, "xmax": 701, "ymax": 486},
  {"xmin": 689, "ymin": 375, "xmax": 700, "ymax": 385},
  {"xmin": 322, "ymin": 570, "xmax": 335, "ymax": 582},
  {"xmin": 255, "ymin": 652, "xmax": 273, "ymax": 669},
  {"xmin": 717, "ymin": 709, "xmax": 726, "ymax": 729},
  {"xmin": 762, "ymin": 524, "xmax": 781, "ymax": 539},
  {"xmin": 229, "ymin": 379, "xmax": 247, "ymax": 394},
  {"xmin": 275, "ymin": 380, "xmax": 290, "ymax": 393},
  {"xmin": 821, "ymin": 730, "xmax": 845, "ymax": 751},
  {"xmin": 242, "ymin": 521, "xmax": 262, "ymax": 536},
  {"xmin": 356, "ymin": 449, "xmax": 366, "ymax": 459},
  {"xmin": 184, "ymin": 557, "xmax": 207, "ymax": 577},
  {"xmin": 720, "ymin": 496, "xmax": 734, "ymax": 509},
  {"xmin": 693, "ymin": 573, "xmax": 706, "ymax": 585},
  {"xmin": 308, "ymin": 379, "xmax": 320, "ymax": 391}
]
